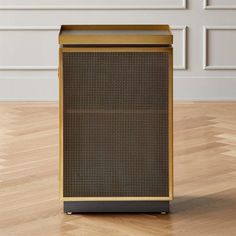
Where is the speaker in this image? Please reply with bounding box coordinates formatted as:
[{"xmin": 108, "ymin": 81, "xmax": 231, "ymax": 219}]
[{"xmin": 59, "ymin": 25, "xmax": 173, "ymax": 213}]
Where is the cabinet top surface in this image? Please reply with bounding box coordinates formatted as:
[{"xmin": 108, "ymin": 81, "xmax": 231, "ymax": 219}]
[{"xmin": 59, "ymin": 25, "xmax": 173, "ymax": 45}]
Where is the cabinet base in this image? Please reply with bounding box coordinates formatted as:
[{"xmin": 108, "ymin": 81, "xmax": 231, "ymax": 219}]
[{"xmin": 64, "ymin": 201, "xmax": 169, "ymax": 213}]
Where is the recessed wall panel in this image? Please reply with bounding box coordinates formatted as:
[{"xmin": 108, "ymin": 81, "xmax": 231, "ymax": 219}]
[
  {"xmin": 172, "ymin": 27, "xmax": 186, "ymax": 70},
  {"xmin": 207, "ymin": 0, "xmax": 236, "ymax": 7},
  {"xmin": 0, "ymin": 30, "xmax": 58, "ymax": 68},
  {"xmin": 0, "ymin": 0, "xmax": 186, "ymax": 9},
  {"xmin": 206, "ymin": 28, "xmax": 236, "ymax": 69}
]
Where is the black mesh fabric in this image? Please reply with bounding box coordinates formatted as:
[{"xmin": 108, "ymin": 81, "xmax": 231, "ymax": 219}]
[{"xmin": 63, "ymin": 51, "xmax": 169, "ymax": 197}]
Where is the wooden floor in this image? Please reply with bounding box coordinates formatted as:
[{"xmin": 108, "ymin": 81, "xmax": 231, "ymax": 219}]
[{"xmin": 0, "ymin": 102, "xmax": 236, "ymax": 236}]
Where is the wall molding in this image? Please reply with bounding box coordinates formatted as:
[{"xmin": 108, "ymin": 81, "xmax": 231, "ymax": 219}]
[
  {"xmin": 203, "ymin": 0, "xmax": 236, "ymax": 9},
  {"xmin": 172, "ymin": 25, "xmax": 187, "ymax": 70},
  {"xmin": 0, "ymin": 25, "xmax": 187, "ymax": 71},
  {"xmin": 0, "ymin": 1, "xmax": 186, "ymax": 10},
  {"xmin": 203, "ymin": 26, "xmax": 236, "ymax": 70},
  {"xmin": 0, "ymin": 66, "xmax": 58, "ymax": 71},
  {"xmin": 0, "ymin": 26, "xmax": 60, "ymax": 31}
]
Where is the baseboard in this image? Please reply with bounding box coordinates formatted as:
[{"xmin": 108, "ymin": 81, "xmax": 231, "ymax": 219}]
[
  {"xmin": 0, "ymin": 77, "xmax": 235, "ymax": 101},
  {"xmin": 174, "ymin": 77, "xmax": 236, "ymax": 101},
  {"xmin": 0, "ymin": 78, "xmax": 58, "ymax": 101}
]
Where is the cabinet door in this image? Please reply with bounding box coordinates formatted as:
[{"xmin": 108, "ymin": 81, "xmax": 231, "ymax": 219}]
[{"xmin": 59, "ymin": 47, "xmax": 173, "ymax": 201}]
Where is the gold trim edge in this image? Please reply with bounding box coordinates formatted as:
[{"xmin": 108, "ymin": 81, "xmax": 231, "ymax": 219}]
[
  {"xmin": 62, "ymin": 197, "xmax": 172, "ymax": 202},
  {"xmin": 59, "ymin": 48, "xmax": 64, "ymax": 201},
  {"xmin": 168, "ymin": 47, "xmax": 174, "ymax": 200}
]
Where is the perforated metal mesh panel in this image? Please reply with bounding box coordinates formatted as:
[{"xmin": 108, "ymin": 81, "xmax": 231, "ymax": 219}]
[{"xmin": 63, "ymin": 51, "xmax": 169, "ymax": 197}]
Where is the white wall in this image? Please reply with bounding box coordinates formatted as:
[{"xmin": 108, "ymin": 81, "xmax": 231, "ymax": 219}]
[{"xmin": 0, "ymin": 0, "xmax": 236, "ymax": 101}]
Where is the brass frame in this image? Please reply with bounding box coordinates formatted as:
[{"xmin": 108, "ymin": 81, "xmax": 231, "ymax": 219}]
[
  {"xmin": 59, "ymin": 25, "xmax": 173, "ymax": 45},
  {"xmin": 59, "ymin": 47, "xmax": 173, "ymax": 202}
]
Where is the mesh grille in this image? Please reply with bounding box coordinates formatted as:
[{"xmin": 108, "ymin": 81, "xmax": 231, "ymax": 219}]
[
  {"xmin": 63, "ymin": 51, "xmax": 169, "ymax": 197},
  {"xmin": 63, "ymin": 52, "xmax": 168, "ymax": 110}
]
